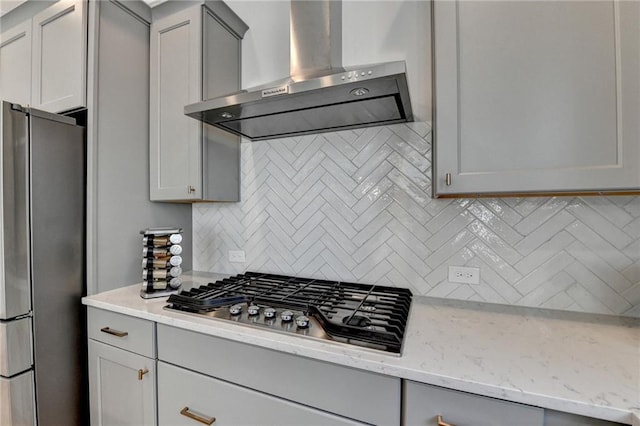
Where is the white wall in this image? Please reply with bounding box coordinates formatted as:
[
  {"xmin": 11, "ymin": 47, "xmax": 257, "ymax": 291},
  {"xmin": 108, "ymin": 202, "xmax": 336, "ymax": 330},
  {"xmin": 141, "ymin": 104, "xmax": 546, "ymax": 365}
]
[
  {"xmin": 226, "ymin": 0, "xmax": 431, "ymax": 121},
  {"xmin": 342, "ymin": 1, "xmax": 431, "ymax": 121},
  {"xmin": 192, "ymin": 1, "xmax": 640, "ymax": 317},
  {"xmin": 225, "ymin": 1, "xmax": 290, "ymax": 88}
]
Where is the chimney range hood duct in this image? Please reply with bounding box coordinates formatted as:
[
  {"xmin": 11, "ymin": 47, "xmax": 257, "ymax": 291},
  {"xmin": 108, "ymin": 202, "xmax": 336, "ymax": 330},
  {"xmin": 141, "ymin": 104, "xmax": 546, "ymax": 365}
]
[{"xmin": 184, "ymin": 0, "xmax": 413, "ymax": 141}]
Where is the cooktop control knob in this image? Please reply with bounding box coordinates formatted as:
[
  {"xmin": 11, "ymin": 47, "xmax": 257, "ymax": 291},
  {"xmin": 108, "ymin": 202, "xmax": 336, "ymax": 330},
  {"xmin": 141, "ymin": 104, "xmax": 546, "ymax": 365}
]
[
  {"xmin": 263, "ymin": 307, "xmax": 276, "ymax": 319},
  {"xmin": 247, "ymin": 305, "xmax": 260, "ymax": 316},
  {"xmin": 229, "ymin": 304, "xmax": 244, "ymax": 315},
  {"xmin": 280, "ymin": 310, "xmax": 294, "ymax": 322},
  {"xmin": 295, "ymin": 315, "xmax": 310, "ymax": 329}
]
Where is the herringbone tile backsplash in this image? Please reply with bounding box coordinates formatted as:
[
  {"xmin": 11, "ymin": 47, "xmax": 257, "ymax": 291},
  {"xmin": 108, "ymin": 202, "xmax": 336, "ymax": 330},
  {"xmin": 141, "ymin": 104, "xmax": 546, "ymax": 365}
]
[{"xmin": 193, "ymin": 123, "xmax": 640, "ymax": 317}]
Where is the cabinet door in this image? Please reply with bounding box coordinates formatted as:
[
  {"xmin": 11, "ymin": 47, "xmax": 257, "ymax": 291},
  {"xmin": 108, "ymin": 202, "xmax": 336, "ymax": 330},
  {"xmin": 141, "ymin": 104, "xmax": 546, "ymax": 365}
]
[
  {"xmin": 200, "ymin": 6, "xmax": 241, "ymax": 202},
  {"xmin": 31, "ymin": 0, "xmax": 87, "ymax": 113},
  {"xmin": 0, "ymin": 19, "xmax": 32, "ymax": 106},
  {"xmin": 150, "ymin": 5, "xmax": 202, "ymax": 201},
  {"xmin": 157, "ymin": 361, "xmax": 364, "ymax": 426},
  {"xmin": 433, "ymin": 1, "xmax": 640, "ymax": 196},
  {"xmin": 0, "ymin": 371, "xmax": 35, "ymax": 426},
  {"xmin": 404, "ymin": 381, "xmax": 544, "ymax": 426},
  {"xmin": 88, "ymin": 340, "xmax": 156, "ymax": 426}
]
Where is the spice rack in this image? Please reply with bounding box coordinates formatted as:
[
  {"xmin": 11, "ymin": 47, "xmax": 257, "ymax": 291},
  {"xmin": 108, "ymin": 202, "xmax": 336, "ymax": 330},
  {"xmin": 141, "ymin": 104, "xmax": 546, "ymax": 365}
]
[{"xmin": 140, "ymin": 227, "xmax": 183, "ymax": 299}]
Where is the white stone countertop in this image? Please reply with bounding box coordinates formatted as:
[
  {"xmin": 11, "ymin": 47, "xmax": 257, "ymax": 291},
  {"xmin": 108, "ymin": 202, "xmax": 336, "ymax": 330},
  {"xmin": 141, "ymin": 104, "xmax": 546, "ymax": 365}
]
[{"xmin": 83, "ymin": 272, "xmax": 640, "ymax": 425}]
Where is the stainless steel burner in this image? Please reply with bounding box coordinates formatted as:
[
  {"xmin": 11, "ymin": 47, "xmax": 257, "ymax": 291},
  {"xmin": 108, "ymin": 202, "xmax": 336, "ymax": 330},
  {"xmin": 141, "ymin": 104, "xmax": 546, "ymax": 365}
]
[{"xmin": 165, "ymin": 272, "xmax": 412, "ymax": 355}]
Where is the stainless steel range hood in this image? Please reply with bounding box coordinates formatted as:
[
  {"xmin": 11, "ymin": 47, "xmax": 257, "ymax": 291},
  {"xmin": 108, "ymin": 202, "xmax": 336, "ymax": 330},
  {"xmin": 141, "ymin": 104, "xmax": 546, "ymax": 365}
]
[{"xmin": 184, "ymin": 0, "xmax": 413, "ymax": 141}]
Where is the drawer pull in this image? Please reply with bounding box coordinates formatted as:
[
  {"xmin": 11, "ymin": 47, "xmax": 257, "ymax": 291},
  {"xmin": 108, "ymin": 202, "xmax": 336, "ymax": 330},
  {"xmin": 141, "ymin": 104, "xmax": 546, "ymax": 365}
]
[
  {"xmin": 137, "ymin": 368, "xmax": 149, "ymax": 381},
  {"xmin": 100, "ymin": 327, "xmax": 128, "ymax": 338},
  {"xmin": 180, "ymin": 407, "xmax": 216, "ymax": 425},
  {"xmin": 437, "ymin": 415, "xmax": 456, "ymax": 426}
]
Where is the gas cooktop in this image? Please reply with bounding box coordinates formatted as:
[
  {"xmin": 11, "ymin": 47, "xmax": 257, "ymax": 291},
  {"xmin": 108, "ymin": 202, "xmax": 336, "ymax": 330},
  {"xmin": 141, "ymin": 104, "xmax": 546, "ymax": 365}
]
[{"xmin": 165, "ymin": 272, "xmax": 412, "ymax": 355}]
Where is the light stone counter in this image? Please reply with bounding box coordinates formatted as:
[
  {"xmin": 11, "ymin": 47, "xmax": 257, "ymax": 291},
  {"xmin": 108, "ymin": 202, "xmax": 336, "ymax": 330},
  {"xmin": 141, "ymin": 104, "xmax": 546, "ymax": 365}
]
[{"xmin": 83, "ymin": 272, "xmax": 640, "ymax": 425}]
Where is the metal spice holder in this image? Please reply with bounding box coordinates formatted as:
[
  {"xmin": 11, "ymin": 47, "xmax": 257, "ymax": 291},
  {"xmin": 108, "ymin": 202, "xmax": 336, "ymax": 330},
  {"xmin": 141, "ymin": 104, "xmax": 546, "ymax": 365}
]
[{"xmin": 140, "ymin": 227, "xmax": 183, "ymax": 299}]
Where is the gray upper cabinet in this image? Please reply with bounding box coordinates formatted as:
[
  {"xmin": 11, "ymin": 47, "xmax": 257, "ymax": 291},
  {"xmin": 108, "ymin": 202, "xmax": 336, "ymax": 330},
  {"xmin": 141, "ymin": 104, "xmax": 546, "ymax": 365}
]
[
  {"xmin": 0, "ymin": 0, "xmax": 86, "ymax": 113},
  {"xmin": 85, "ymin": 0, "xmax": 193, "ymax": 295},
  {"xmin": 31, "ymin": 0, "xmax": 86, "ymax": 112},
  {"xmin": 150, "ymin": 5, "xmax": 202, "ymax": 201},
  {"xmin": 149, "ymin": 1, "xmax": 247, "ymax": 202},
  {"xmin": 432, "ymin": 1, "xmax": 640, "ymax": 196},
  {"xmin": 1, "ymin": 0, "xmax": 194, "ymax": 296},
  {"xmin": 0, "ymin": 19, "xmax": 32, "ymax": 106}
]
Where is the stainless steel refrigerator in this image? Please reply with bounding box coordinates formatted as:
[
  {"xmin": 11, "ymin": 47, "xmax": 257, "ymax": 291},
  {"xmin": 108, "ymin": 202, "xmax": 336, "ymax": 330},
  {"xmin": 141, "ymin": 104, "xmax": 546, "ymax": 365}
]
[{"xmin": 0, "ymin": 101, "xmax": 85, "ymax": 425}]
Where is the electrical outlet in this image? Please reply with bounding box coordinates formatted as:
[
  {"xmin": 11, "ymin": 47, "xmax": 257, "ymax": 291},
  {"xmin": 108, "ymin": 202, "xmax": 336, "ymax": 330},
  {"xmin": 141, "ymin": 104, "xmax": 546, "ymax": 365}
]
[
  {"xmin": 448, "ymin": 266, "xmax": 480, "ymax": 284},
  {"xmin": 228, "ymin": 250, "xmax": 245, "ymax": 263}
]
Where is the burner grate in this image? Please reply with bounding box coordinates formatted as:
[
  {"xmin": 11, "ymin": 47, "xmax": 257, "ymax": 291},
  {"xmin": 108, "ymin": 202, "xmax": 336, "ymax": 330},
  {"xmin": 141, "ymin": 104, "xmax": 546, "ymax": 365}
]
[{"xmin": 167, "ymin": 272, "xmax": 412, "ymax": 354}]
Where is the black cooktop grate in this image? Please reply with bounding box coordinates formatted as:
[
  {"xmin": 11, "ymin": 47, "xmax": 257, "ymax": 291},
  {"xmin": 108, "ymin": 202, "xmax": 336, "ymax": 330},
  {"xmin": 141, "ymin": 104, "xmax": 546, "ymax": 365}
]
[{"xmin": 167, "ymin": 272, "xmax": 413, "ymax": 354}]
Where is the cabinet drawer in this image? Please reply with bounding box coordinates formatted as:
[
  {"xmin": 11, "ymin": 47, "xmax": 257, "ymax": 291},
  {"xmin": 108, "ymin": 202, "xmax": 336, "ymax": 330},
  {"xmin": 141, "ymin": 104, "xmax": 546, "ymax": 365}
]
[
  {"xmin": 0, "ymin": 370, "xmax": 35, "ymax": 426},
  {"xmin": 0, "ymin": 317, "xmax": 32, "ymax": 376},
  {"xmin": 88, "ymin": 308, "xmax": 155, "ymax": 358},
  {"xmin": 404, "ymin": 381, "xmax": 544, "ymax": 426},
  {"xmin": 157, "ymin": 324, "xmax": 400, "ymax": 425},
  {"xmin": 158, "ymin": 361, "xmax": 363, "ymax": 426}
]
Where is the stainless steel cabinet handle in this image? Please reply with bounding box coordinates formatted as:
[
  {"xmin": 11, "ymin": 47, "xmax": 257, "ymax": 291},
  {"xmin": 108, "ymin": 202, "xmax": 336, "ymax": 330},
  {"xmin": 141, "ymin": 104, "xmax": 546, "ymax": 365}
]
[
  {"xmin": 188, "ymin": 185, "xmax": 196, "ymax": 194},
  {"xmin": 180, "ymin": 407, "xmax": 216, "ymax": 425},
  {"xmin": 437, "ymin": 415, "xmax": 456, "ymax": 426},
  {"xmin": 445, "ymin": 173, "xmax": 452, "ymax": 186},
  {"xmin": 137, "ymin": 368, "xmax": 149, "ymax": 381},
  {"xmin": 100, "ymin": 327, "xmax": 128, "ymax": 338}
]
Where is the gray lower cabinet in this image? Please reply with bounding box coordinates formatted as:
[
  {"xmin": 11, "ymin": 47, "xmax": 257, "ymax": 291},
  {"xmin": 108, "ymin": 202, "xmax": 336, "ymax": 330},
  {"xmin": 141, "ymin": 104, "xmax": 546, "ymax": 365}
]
[
  {"xmin": 88, "ymin": 341, "xmax": 156, "ymax": 426},
  {"xmin": 157, "ymin": 362, "xmax": 363, "ymax": 425},
  {"xmin": 87, "ymin": 308, "xmax": 157, "ymax": 426},
  {"xmin": 403, "ymin": 381, "xmax": 628, "ymax": 426},
  {"xmin": 157, "ymin": 324, "xmax": 400, "ymax": 425},
  {"xmin": 403, "ymin": 380, "xmax": 544, "ymax": 426},
  {"xmin": 86, "ymin": 309, "xmax": 627, "ymax": 426},
  {"xmin": 432, "ymin": 0, "xmax": 640, "ymax": 196},
  {"xmin": 544, "ymin": 410, "xmax": 628, "ymax": 426}
]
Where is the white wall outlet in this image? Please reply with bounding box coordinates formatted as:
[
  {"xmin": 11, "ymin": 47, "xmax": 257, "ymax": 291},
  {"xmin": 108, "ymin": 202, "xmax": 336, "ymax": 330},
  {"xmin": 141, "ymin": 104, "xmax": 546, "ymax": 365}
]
[
  {"xmin": 228, "ymin": 250, "xmax": 245, "ymax": 263},
  {"xmin": 448, "ymin": 266, "xmax": 480, "ymax": 285}
]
